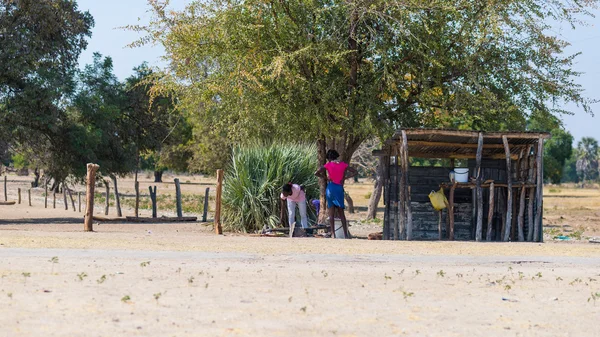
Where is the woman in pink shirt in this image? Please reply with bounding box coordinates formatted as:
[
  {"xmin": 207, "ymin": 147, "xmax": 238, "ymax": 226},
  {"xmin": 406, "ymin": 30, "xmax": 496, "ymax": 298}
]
[
  {"xmin": 315, "ymin": 149, "xmax": 358, "ymax": 238},
  {"xmin": 281, "ymin": 182, "xmax": 308, "ymax": 229}
]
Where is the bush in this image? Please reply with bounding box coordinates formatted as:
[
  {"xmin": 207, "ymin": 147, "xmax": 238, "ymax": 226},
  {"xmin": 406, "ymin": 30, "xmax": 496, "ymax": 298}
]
[{"xmin": 223, "ymin": 143, "xmax": 319, "ymax": 232}]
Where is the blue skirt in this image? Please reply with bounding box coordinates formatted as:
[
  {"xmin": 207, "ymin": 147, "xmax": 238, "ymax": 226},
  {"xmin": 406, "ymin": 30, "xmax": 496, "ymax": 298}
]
[{"xmin": 326, "ymin": 182, "xmax": 345, "ymax": 209}]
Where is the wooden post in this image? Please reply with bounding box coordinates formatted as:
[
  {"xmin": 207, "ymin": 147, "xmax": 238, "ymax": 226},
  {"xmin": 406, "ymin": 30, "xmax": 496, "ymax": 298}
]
[
  {"xmin": 517, "ymin": 185, "xmax": 526, "ymax": 241},
  {"xmin": 215, "ymin": 169, "xmax": 224, "ymax": 235},
  {"xmin": 401, "ymin": 131, "xmax": 413, "ymax": 241},
  {"xmin": 3, "ymin": 175, "xmax": 6, "ymax": 201},
  {"xmin": 534, "ymin": 138, "xmax": 544, "ymax": 242},
  {"xmin": 84, "ymin": 163, "xmax": 100, "ymax": 232},
  {"xmin": 502, "ymin": 135, "xmax": 513, "ymax": 242},
  {"xmin": 53, "ymin": 192, "xmax": 56, "ymax": 209},
  {"xmin": 63, "ymin": 187, "xmax": 68, "ymax": 210},
  {"xmin": 149, "ymin": 186, "xmax": 157, "ymax": 218},
  {"xmin": 486, "ymin": 182, "xmax": 495, "ymax": 241},
  {"xmin": 104, "ymin": 181, "xmax": 110, "ymax": 216},
  {"xmin": 396, "ymin": 155, "xmax": 403, "ymax": 240},
  {"xmin": 382, "ymin": 156, "xmax": 391, "ymax": 240},
  {"xmin": 44, "ymin": 181, "xmax": 48, "ymax": 208},
  {"xmin": 110, "ymin": 175, "xmax": 122, "ymax": 217},
  {"xmin": 475, "ymin": 132, "xmax": 483, "ymax": 241},
  {"xmin": 449, "ymin": 181, "xmax": 457, "ymax": 241},
  {"xmin": 174, "ymin": 178, "xmax": 183, "ymax": 218},
  {"xmin": 438, "ymin": 210, "xmax": 443, "ymax": 240},
  {"xmin": 28, "ymin": 189, "xmax": 31, "ymax": 206},
  {"xmin": 527, "ymin": 187, "xmax": 535, "ymax": 242},
  {"xmin": 18, "ymin": 188, "xmax": 21, "ymax": 204},
  {"xmin": 78, "ymin": 192, "xmax": 82, "ymax": 213},
  {"xmin": 68, "ymin": 188, "xmax": 76, "ymax": 212},
  {"xmin": 202, "ymin": 187, "xmax": 210, "ymax": 222},
  {"xmin": 134, "ymin": 181, "xmax": 140, "ymax": 217}
]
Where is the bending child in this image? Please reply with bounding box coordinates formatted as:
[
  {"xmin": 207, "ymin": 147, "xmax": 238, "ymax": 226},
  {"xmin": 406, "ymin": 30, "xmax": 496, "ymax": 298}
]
[{"xmin": 281, "ymin": 182, "xmax": 308, "ymax": 229}]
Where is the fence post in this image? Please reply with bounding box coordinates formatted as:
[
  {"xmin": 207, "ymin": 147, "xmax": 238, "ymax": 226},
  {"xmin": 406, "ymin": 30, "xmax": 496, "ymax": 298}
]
[
  {"xmin": 28, "ymin": 189, "xmax": 31, "ymax": 206},
  {"xmin": 149, "ymin": 186, "xmax": 157, "ymax": 218},
  {"xmin": 84, "ymin": 164, "xmax": 100, "ymax": 231},
  {"xmin": 44, "ymin": 180, "xmax": 48, "ymax": 208},
  {"xmin": 18, "ymin": 188, "xmax": 21, "ymax": 204},
  {"xmin": 3, "ymin": 176, "xmax": 6, "ymax": 201},
  {"xmin": 215, "ymin": 169, "xmax": 224, "ymax": 235},
  {"xmin": 63, "ymin": 187, "xmax": 68, "ymax": 210},
  {"xmin": 53, "ymin": 192, "xmax": 56, "ymax": 209},
  {"xmin": 202, "ymin": 187, "xmax": 210, "ymax": 222},
  {"xmin": 174, "ymin": 178, "xmax": 183, "ymax": 218},
  {"xmin": 134, "ymin": 181, "xmax": 140, "ymax": 217}
]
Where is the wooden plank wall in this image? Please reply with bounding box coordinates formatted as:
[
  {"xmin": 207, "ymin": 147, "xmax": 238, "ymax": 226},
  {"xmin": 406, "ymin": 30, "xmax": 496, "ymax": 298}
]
[{"xmin": 385, "ymin": 159, "xmax": 535, "ymax": 241}]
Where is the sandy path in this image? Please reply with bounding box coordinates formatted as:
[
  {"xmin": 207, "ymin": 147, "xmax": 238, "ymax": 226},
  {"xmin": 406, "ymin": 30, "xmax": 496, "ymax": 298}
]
[{"xmin": 2, "ymin": 203, "xmax": 600, "ymax": 336}]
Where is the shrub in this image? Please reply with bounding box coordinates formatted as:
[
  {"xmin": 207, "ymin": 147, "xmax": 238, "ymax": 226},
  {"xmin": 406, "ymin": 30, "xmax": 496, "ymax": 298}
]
[{"xmin": 223, "ymin": 143, "xmax": 318, "ymax": 232}]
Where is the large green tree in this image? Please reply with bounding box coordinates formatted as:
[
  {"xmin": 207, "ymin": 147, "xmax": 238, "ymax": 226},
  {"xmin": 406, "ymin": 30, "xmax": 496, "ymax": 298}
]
[
  {"xmin": 575, "ymin": 137, "xmax": 599, "ymax": 185},
  {"xmin": 0, "ymin": 0, "xmax": 93, "ymax": 182},
  {"xmin": 131, "ymin": 0, "xmax": 597, "ymax": 214}
]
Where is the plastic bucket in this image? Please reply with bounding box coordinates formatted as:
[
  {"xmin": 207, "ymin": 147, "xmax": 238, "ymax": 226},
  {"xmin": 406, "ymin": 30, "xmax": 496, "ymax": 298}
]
[
  {"xmin": 334, "ymin": 218, "xmax": 346, "ymax": 239},
  {"xmin": 454, "ymin": 168, "xmax": 469, "ymax": 183}
]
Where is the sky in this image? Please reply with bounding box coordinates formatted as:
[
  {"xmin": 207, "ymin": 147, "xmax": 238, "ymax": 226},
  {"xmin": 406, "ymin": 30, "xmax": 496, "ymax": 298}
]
[{"xmin": 76, "ymin": 0, "xmax": 600, "ymax": 143}]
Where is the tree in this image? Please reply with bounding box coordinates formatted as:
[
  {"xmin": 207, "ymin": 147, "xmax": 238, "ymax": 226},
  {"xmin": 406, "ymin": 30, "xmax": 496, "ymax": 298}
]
[
  {"xmin": 528, "ymin": 112, "xmax": 573, "ymax": 184},
  {"xmin": 123, "ymin": 63, "xmax": 192, "ymax": 182},
  {"xmin": 575, "ymin": 137, "xmax": 599, "ymax": 186},
  {"xmin": 132, "ymin": 0, "xmax": 597, "ymax": 217},
  {"xmin": 0, "ymin": 0, "xmax": 93, "ymax": 185}
]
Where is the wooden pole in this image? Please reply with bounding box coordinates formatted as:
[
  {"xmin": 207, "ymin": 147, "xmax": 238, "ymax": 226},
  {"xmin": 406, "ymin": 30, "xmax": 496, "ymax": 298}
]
[
  {"xmin": 174, "ymin": 178, "xmax": 183, "ymax": 218},
  {"xmin": 382, "ymin": 156, "xmax": 391, "ymax": 240},
  {"xmin": 28, "ymin": 189, "xmax": 31, "ymax": 206},
  {"xmin": 111, "ymin": 175, "xmax": 122, "ymax": 217},
  {"xmin": 68, "ymin": 188, "xmax": 76, "ymax": 212},
  {"xmin": 396, "ymin": 155, "xmax": 403, "ymax": 240},
  {"xmin": 104, "ymin": 181, "xmax": 110, "ymax": 216},
  {"xmin": 18, "ymin": 188, "xmax": 21, "ymax": 204},
  {"xmin": 215, "ymin": 169, "xmax": 224, "ymax": 235},
  {"xmin": 502, "ymin": 135, "xmax": 513, "ymax": 242},
  {"xmin": 3, "ymin": 175, "xmax": 6, "ymax": 201},
  {"xmin": 438, "ymin": 210, "xmax": 443, "ymax": 240},
  {"xmin": 84, "ymin": 164, "xmax": 100, "ymax": 232},
  {"xmin": 475, "ymin": 132, "xmax": 483, "ymax": 241},
  {"xmin": 149, "ymin": 186, "xmax": 157, "ymax": 218},
  {"xmin": 78, "ymin": 192, "xmax": 82, "ymax": 213},
  {"xmin": 534, "ymin": 138, "xmax": 544, "ymax": 242},
  {"xmin": 401, "ymin": 130, "xmax": 413, "ymax": 241},
  {"xmin": 486, "ymin": 182, "xmax": 495, "ymax": 241},
  {"xmin": 44, "ymin": 180, "xmax": 48, "ymax": 208},
  {"xmin": 527, "ymin": 187, "xmax": 535, "ymax": 242},
  {"xmin": 134, "ymin": 181, "xmax": 140, "ymax": 217},
  {"xmin": 63, "ymin": 186, "xmax": 68, "ymax": 210},
  {"xmin": 53, "ymin": 192, "xmax": 56, "ymax": 209},
  {"xmin": 449, "ymin": 181, "xmax": 457, "ymax": 240},
  {"xmin": 517, "ymin": 185, "xmax": 526, "ymax": 241},
  {"xmin": 202, "ymin": 187, "xmax": 210, "ymax": 222}
]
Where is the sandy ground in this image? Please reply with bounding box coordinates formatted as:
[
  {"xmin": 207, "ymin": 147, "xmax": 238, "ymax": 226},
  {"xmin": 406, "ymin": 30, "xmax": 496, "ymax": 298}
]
[
  {"xmin": 1, "ymin": 203, "xmax": 600, "ymax": 336},
  {"xmin": 2, "ymin": 176, "xmax": 600, "ymax": 336}
]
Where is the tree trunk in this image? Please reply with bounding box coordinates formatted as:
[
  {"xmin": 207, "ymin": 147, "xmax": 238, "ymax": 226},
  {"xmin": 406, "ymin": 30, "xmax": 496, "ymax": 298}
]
[
  {"xmin": 366, "ymin": 161, "xmax": 383, "ymax": 220},
  {"xmin": 32, "ymin": 168, "xmax": 40, "ymax": 188},
  {"xmin": 104, "ymin": 180, "xmax": 110, "ymax": 216},
  {"xmin": 154, "ymin": 170, "xmax": 164, "ymax": 183},
  {"xmin": 110, "ymin": 174, "xmax": 122, "ymax": 217}
]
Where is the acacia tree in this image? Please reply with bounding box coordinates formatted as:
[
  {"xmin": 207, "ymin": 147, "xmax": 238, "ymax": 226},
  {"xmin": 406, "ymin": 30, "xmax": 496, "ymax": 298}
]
[{"xmin": 131, "ymin": 0, "xmax": 597, "ymax": 217}]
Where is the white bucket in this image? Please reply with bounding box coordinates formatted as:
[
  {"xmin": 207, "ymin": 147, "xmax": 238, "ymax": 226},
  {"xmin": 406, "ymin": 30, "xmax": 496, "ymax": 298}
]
[
  {"xmin": 334, "ymin": 218, "xmax": 346, "ymax": 239},
  {"xmin": 454, "ymin": 168, "xmax": 469, "ymax": 183}
]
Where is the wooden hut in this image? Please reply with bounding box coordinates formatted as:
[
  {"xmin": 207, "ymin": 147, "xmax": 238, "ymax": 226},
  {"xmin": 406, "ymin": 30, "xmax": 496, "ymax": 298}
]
[{"xmin": 374, "ymin": 129, "xmax": 550, "ymax": 242}]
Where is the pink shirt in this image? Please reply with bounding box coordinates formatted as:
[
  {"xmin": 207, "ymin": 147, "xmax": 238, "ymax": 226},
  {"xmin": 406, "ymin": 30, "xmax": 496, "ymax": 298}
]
[
  {"xmin": 280, "ymin": 184, "xmax": 306, "ymax": 202},
  {"xmin": 324, "ymin": 161, "xmax": 348, "ymax": 185}
]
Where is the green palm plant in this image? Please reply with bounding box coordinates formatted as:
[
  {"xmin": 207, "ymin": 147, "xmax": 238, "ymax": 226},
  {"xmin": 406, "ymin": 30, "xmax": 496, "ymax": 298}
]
[{"xmin": 223, "ymin": 143, "xmax": 319, "ymax": 232}]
